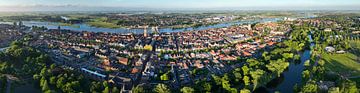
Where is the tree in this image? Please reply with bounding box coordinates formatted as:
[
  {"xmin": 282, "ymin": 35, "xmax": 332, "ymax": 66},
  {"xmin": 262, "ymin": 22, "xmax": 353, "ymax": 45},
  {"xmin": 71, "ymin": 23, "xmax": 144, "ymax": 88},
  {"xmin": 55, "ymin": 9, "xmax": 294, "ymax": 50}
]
[
  {"xmin": 180, "ymin": 87, "xmax": 194, "ymax": 93},
  {"xmin": 242, "ymin": 66, "xmax": 250, "ymax": 75},
  {"xmin": 301, "ymin": 81, "xmax": 318, "ymax": 93},
  {"xmin": 302, "ymin": 70, "xmax": 310, "ymax": 80},
  {"xmin": 222, "ymin": 76, "xmax": 231, "ymax": 91},
  {"xmin": 318, "ymin": 60, "xmax": 325, "ymax": 67},
  {"xmin": 102, "ymin": 87, "xmax": 110, "ymax": 93},
  {"xmin": 40, "ymin": 67, "xmax": 48, "ymax": 77},
  {"xmin": 304, "ymin": 60, "xmax": 310, "ymax": 67},
  {"xmin": 282, "ymin": 53, "xmax": 294, "ymax": 60},
  {"xmin": 160, "ymin": 73, "xmax": 169, "ymax": 81},
  {"xmin": 132, "ymin": 85, "xmax": 144, "ymax": 93},
  {"xmin": 232, "ymin": 71, "xmax": 242, "ymax": 82},
  {"xmin": 154, "ymin": 84, "xmax": 171, "ymax": 93},
  {"xmin": 42, "ymin": 80, "xmax": 50, "ymax": 91},
  {"xmin": 328, "ymin": 87, "xmax": 340, "ymax": 93},
  {"xmin": 212, "ymin": 75, "xmax": 222, "ymax": 86},
  {"xmin": 50, "ymin": 64, "xmax": 56, "ymax": 69},
  {"xmin": 144, "ymin": 45, "xmax": 153, "ymax": 51},
  {"xmin": 202, "ymin": 82, "xmax": 212, "ymax": 92},
  {"xmin": 246, "ymin": 59, "xmax": 261, "ymax": 68},
  {"xmin": 103, "ymin": 81, "xmax": 109, "ymax": 88},
  {"xmin": 240, "ymin": 88, "xmax": 251, "ymax": 93},
  {"xmin": 90, "ymin": 82, "xmax": 102, "ymax": 93},
  {"xmin": 243, "ymin": 76, "xmax": 250, "ymax": 86},
  {"xmin": 44, "ymin": 90, "xmax": 56, "ymax": 93},
  {"xmin": 56, "ymin": 77, "xmax": 65, "ymax": 90},
  {"xmin": 250, "ymin": 69, "xmax": 266, "ymax": 90},
  {"xmin": 340, "ymin": 80, "xmax": 358, "ymax": 93},
  {"xmin": 112, "ymin": 87, "xmax": 119, "ymax": 93},
  {"xmin": 49, "ymin": 76, "xmax": 57, "ymax": 85},
  {"xmin": 266, "ymin": 59, "xmax": 289, "ymax": 77}
]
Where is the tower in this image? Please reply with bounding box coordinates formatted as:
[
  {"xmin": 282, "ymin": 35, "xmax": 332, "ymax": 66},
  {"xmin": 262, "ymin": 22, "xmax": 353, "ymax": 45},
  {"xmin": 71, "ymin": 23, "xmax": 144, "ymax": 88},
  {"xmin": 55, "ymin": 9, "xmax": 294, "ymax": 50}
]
[{"xmin": 144, "ymin": 26, "xmax": 148, "ymax": 37}]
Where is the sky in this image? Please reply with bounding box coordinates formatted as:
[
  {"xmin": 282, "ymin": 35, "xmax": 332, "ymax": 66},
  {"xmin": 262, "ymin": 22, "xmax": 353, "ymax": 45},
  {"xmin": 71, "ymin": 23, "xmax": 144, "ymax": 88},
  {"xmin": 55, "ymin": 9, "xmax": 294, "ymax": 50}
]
[{"xmin": 0, "ymin": 0, "xmax": 360, "ymax": 11}]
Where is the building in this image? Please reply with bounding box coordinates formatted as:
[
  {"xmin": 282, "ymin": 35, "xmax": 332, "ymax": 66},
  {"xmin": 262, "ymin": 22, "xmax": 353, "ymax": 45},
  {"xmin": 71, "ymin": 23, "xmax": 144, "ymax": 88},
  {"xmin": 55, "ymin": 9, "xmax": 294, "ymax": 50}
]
[
  {"xmin": 144, "ymin": 26, "xmax": 148, "ymax": 37},
  {"xmin": 325, "ymin": 46, "xmax": 335, "ymax": 52}
]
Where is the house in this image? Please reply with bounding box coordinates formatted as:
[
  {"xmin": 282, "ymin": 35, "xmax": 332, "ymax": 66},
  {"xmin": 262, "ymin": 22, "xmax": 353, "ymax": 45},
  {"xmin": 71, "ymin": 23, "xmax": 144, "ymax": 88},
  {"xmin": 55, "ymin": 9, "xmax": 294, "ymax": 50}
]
[
  {"xmin": 117, "ymin": 57, "xmax": 129, "ymax": 65},
  {"xmin": 324, "ymin": 28, "xmax": 332, "ymax": 32},
  {"xmin": 336, "ymin": 50, "xmax": 346, "ymax": 54},
  {"xmin": 325, "ymin": 46, "xmax": 335, "ymax": 52}
]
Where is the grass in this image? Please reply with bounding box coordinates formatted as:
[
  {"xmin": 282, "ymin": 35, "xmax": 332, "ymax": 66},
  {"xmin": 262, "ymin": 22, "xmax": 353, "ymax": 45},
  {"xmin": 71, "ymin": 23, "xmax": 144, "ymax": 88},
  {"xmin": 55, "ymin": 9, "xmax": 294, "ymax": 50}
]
[
  {"xmin": 86, "ymin": 21, "xmax": 120, "ymax": 29},
  {"xmin": 322, "ymin": 53, "xmax": 360, "ymax": 77},
  {"xmin": 321, "ymin": 40, "xmax": 360, "ymax": 77}
]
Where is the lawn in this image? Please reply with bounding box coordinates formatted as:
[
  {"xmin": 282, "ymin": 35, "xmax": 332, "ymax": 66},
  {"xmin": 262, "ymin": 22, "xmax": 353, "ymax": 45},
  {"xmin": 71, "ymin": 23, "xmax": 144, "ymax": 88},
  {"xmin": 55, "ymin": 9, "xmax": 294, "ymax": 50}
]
[
  {"xmin": 321, "ymin": 53, "xmax": 360, "ymax": 77},
  {"xmin": 320, "ymin": 40, "xmax": 360, "ymax": 77}
]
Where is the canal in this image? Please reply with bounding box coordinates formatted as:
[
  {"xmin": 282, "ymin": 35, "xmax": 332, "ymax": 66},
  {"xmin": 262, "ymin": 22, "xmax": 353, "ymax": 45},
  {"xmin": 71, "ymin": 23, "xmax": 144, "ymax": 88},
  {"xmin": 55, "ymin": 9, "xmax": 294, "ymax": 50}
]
[{"xmin": 265, "ymin": 31, "xmax": 315, "ymax": 93}]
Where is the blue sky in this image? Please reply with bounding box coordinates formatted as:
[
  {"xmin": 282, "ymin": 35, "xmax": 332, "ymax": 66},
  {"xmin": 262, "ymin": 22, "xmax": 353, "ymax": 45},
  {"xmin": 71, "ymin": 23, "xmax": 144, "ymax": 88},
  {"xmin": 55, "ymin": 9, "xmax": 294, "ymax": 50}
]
[{"xmin": 0, "ymin": 0, "xmax": 360, "ymax": 10}]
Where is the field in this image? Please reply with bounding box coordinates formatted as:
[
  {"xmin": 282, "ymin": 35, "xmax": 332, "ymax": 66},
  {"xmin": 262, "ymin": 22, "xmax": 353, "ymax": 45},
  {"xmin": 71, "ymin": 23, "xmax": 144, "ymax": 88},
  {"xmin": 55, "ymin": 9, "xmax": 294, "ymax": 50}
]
[
  {"xmin": 321, "ymin": 40, "xmax": 360, "ymax": 78},
  {"xmin": 86, "ymin": 21, "xmax": 120, "ymax": 28},
  {"xmin": 322, "ymin": 53, "xmax": 360, "ymax": 77}
]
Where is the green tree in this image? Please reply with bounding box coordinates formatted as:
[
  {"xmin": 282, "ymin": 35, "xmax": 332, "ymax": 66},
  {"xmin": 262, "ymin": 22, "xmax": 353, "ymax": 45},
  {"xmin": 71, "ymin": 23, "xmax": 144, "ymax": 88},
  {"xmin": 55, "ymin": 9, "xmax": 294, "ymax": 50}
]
[
  {"xmin": 328, "ymin": 87, "xmax": 340, "ymax": 93},
  {"xmin": 242, "ymin": 66, "xmax": 250, "ymax": 75},
  {"xmin": 203, "ymin": 82, "xmax": 212, "ymax": 92},
  {"xmin": 44, "ymin": 90, "xmax": 56, "ymax": 93},
  {"xmin": 103, "ymin": 81, "xmax": 109, "ymax": 88},
  {"xmin": 42, "ymin": 80, "xmax": 50, "ymax": 91},
  {"xmin": 90, "ymin": 82, "xmax": 102, "ymax": 93},
  {"xmin": 340, "ymin": 80, "xmax": 358, "ymax": 93},
  {"xmin": 240, "ymin": 88, "xmax": 251, "ymax": 93},
  {"xmin": 160, "ymin": 73, "xmax": 169, "ymax": 81},
  {"xmin": 132, "ymin": 85, "xmax": 144, "ymax": 93},
  {"xmin": 49, "ymin": 76, "xmax": 57, "ymax": 85},
  {"xmin": 56, "ymin": 77, "xmax": 65, "ymax": 90},
  {"xmin": 266, "ymin": 59, "xmax": 289, "ymax": 77},
  {"xmin": 233, "ymin": 71, "xmax": 242, "ymax": 82},
  {"xmin": 112, "ymin": 87, "xmax": 119, "ymax": 93},
  {"xmin": 250, "ymin": 69, "xmax": 265, "ymax": 90},
  {"xmin": 154, "ymin": 83, "xmax": 171, "ymax": 93},
  {"xmin": 304, "ymin": 60, "xmax": 310, "ymax": 67},
  {"xmin": 318, "ymin": 60, "xmax": 325, "ymax": 67},
  {"xmin": 102, "ymin": 87, "xmax": 110, "ymax": 93},
  {"xmin": 301, "ymin": 81, "xmax": 318, "ymax": 93},
  {"xmin": 243, "ymin": 76, "xmax": 250, "ymax": 86},
  {"xmin": 180, "ymin": 87, "xmax": 195, "ymax": 93},
  {"xmin": 302, "ymin": 70, "xmax": 310, "ymax": 80},
  {"xmin": 246, "ymin": 59, "xmax": 261, "ymax": 68}
]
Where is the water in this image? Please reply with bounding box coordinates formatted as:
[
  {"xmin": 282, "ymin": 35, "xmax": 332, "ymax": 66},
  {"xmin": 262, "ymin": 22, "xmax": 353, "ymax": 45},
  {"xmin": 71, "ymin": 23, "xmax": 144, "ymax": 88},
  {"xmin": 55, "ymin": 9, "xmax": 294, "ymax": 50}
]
[
  {"xmin": 0, "ymin": 18, "xmax": 281, "ymax": 34},
  {"xmin": 0, "ymin": 47, "xmax": 9, "ymax": 52},
  {"xmin": 266, "ymin": 33, "xmax": 315, "ymax": 93}
]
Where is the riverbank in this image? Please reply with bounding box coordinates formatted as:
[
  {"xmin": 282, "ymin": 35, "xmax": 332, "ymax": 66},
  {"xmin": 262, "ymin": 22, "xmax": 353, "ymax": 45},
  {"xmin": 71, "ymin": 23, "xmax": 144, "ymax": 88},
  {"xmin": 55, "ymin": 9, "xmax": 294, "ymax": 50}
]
[{"xmin": 0, "ymin": 18, "xmax": 282, "ymax": 34}]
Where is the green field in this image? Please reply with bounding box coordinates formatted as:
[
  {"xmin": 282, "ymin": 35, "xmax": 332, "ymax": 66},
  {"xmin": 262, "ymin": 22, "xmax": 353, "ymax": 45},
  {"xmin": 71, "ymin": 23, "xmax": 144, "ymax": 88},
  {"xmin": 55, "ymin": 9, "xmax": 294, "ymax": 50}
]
[
  {"xmin": 86, "ymin": 21, "xmax": 121, "ymax": 28},
  {"xmin": 322, "ymin": 53, "xmax": 360, "ymax": 76},
  {"xmin": 321, "ymin": 41, "xmax": 360, "ymax": 77}
]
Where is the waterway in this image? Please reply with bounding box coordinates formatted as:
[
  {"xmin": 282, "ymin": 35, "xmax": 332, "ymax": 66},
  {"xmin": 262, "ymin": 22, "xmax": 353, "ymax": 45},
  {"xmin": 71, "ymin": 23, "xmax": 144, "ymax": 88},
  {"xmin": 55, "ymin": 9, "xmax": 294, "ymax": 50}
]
[
  {"xmin": 0, "ymin": 18, "xmax": 281, "ymax": 34},
  {"xmin": 264, "ymin": 32, "xmax": 315, "ymax": 93},
  {"xmin": 0, "ymin": 47, "xmax": 9, "ymax": 52}
]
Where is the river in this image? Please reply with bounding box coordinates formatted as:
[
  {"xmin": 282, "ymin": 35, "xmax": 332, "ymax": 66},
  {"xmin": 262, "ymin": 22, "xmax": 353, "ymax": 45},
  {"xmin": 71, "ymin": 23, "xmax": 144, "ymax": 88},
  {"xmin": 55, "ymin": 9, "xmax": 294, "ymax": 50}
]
[
  {"xmin": 0, "ymin": 18, "xmax": 281, "ymax": 34},
  {"xmin": 0, "ymin": 47, "xmax": 9, "ymax": 52},
  {"xmin": 263, "ymin": 32, "xmax": 315, "ymax": 93}
]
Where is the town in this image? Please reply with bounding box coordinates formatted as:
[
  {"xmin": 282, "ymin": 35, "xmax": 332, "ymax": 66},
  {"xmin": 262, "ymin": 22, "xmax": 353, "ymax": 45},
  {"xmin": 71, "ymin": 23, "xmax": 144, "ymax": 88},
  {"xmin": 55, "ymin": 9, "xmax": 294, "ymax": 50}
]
[{"xmin": 0, "ymin": 10, "xmax": 359, "ymax": 93}]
